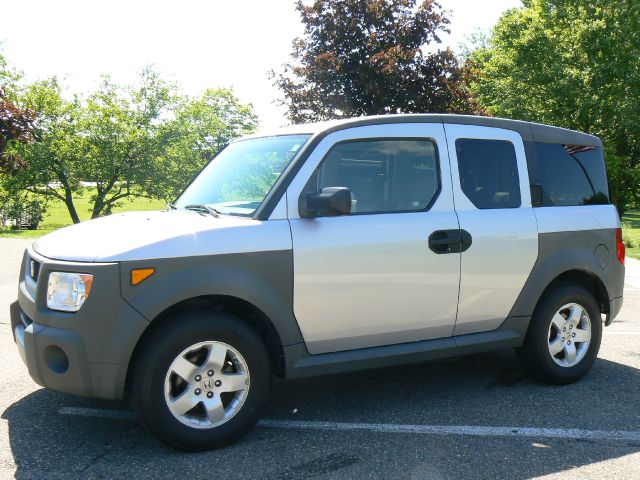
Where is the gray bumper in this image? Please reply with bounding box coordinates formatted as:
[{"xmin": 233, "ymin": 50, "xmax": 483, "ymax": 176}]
[
  {"xmin": 607, "ymin": 296, "xmax": 623, "ymax": 325},
  {"xmin": 11, "ymin": 300, "xmax": 131, "ymax": 399},
  {"xmin": 10, "ymin": 248, "xmax": 150, "ymax": 400},
  {"xmin": 11, "ymin": 302, "xmax": 127, "ymax": 399}
]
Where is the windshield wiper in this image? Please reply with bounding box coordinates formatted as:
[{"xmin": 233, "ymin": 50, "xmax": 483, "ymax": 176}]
[{"xmin": 183, "ymin": 204, "xmax": 221, "ymax": 217}]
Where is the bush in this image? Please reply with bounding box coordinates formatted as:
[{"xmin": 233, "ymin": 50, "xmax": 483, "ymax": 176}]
[
  {"xmin": 621, "ymin": 224, "xmax": 637, "ymax": 249},
  {"xmin": 0, "ymin": 198, "xmax": 45, "ymax": 230}
]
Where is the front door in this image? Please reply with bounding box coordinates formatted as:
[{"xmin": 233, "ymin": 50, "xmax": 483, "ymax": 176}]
[{"xmin": 287, "ymin": 123, "xmax": 461, "ymax": 354}]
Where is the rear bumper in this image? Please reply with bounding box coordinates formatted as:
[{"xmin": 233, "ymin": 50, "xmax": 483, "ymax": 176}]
[{"xmin": 606, "ymin": 295, "xmax": 623, "ymax": 326}]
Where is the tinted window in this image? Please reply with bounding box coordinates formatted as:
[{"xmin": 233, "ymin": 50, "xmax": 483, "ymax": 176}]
[
  {"xmin": 456, "ymin": 139, "xmax": 521, "ymax": 209},
  {"xmin": 532, "ymin": 143, "xmax": 609, "ymax": 206},
  {"xmin": 306, "ymin": 139, "xmax": 439, "ymax": 214}
]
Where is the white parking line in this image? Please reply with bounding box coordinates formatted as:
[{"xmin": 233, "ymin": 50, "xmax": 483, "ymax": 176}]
[
  {"xmin": 259, "ymin": 419, "xmax": 640, "ymax": 442},
  {"xmin": 59, "ymin": 406, "xmax": 135, "ymax": 420},
  {"xmin": 58, "ymin": 407, "xmax": 640, "ymax": 442}
]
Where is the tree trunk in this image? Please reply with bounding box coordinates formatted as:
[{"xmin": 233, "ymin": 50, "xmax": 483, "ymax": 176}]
[
  {"xmin": 91, "ymin": 195, "xmax": 105, "ymax": 219},
  {"xmin": 63, "ymin": 187, "xmax": 81, "ymax": 224},
  {"xmin": 55, "ymin": 167, "xmax": 81, "ymax": 224}
]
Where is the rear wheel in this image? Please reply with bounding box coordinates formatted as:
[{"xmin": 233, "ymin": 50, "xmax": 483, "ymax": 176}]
[
  {"xmin": 130, "ymin": 311, "xmax": 271, "ymax": 450},
  {"xmin": 516, "ymin": 284, "xmax": 602, "ymax": 385}
]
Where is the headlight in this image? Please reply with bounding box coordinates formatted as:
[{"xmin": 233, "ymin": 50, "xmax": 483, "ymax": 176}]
[{"xmin": 47, "ymin": 272, "xmax": 94, "ymax": 312}]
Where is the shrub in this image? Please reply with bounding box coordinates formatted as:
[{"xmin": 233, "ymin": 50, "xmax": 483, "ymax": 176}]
[{"xmin": 0, "ymin": 198, "xmax": 45, "ymax": 230}]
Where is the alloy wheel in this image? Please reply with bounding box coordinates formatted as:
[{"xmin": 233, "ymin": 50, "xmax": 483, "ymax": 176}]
[{"xmin": 163, "ymin": 341, "xmax": 250, "ymax": 429}]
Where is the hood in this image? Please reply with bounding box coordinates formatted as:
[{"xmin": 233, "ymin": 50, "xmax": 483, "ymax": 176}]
[{"xmin": 32, "ymin": 210, "xmax": 285, "ymax": 262}]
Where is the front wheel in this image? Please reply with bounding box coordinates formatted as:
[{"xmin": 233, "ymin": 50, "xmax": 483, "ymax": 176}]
[
  {"xmin": 516, "ymin": 284, "xmax": 602, "ymax": 385},
  {"xmin": 130, "ymin": 311, "xmax": 272, "ymax": 451}
]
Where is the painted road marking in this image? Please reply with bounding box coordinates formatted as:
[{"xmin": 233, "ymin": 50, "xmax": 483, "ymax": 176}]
[
  {"xmin": 59, "ymin": 406, "xmax": 135, "ymax": 420},
  {"xmin": 59, "ymin": 407, "xmax": 640, "ymax": 442},
  {"xmin": 259, "ymin": 419, "xmax": 640, "ymax": 442}
]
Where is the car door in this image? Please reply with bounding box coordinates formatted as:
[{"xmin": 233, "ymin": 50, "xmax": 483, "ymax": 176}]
[
  {"xmin": 287, "ymin": 123, "xmax": 461, "ymax": 354},
  {"xmin": 443, "ymin": 124, "xmax": 539, "ymax": 336}
]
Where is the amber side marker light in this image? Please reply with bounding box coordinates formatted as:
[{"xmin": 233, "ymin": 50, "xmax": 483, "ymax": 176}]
[{"xmin": 131, "ymin": 268, "xmax": 155, "ymax": 286}]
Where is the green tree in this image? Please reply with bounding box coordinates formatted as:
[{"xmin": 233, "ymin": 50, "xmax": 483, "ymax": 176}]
[
  {"xmin": 6, "ymin": 68, "xmax": 258, "ymax": 223},
  {"xmin": 272, "ymin": 0, "xmax": 482, "ymax": 123},
  {"xmin": 158, "ymin": 88, "xmax": 259, "ymax": 199},
  {"xmin": 0, "ymin": 53, "xmax": 36, "ymax": 175},
  {"xmin": 5, "ymin": 78, "xmax": 82, "ymax": 221},
  {"xmin": 467, "ymin": 0, "xmax": 640, "ymax": 213},
  {"xmin": 0, "ymin": 53, "xmax": 42, "ymax": 229}
]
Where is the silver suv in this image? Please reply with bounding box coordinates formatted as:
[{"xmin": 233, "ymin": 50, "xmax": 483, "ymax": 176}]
[{"xmin": 10, "ymin": 114, "xmax": 625, "ymax": 450}]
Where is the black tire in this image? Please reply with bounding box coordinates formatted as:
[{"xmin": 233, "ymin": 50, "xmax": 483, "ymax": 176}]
[
  {"xmin": 130, "ymin": 310, "xmax": 271, "ymax": 451},
  {"xmin": 516, "ymin": 283, "xmax": 602, "ymax": 385}
]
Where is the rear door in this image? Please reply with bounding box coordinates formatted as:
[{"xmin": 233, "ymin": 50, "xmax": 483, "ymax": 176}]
[
  {"xmin": 444, "ymin": 124, "xmax": 538, "ymax": 335},
  {"xmin": 287, "ymin": 123, "xmax": 461, "ymax": 354}
]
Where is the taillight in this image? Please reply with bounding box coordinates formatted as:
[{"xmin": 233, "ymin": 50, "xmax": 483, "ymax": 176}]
[{"xmin": 616, "ymin": 228, "xmax": 625, "ymax": 265}]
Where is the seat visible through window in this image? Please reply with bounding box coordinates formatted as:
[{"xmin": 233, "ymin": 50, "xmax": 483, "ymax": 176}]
[
  {"xmin": 456, "ymin": 138, "xmax": 521, "ymax": 209},
  {"xmin": 309, "ymin": 139, "xmax": 440, "ymax": 214}
]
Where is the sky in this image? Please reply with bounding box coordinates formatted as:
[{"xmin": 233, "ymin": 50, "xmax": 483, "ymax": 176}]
[{"xmin": 0, "ymin": 0, "xmax": 521, "ymax": 129}]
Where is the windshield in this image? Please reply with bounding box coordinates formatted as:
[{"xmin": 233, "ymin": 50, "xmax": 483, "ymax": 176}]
[{"xmin": 175, "ymin": 135, "xmax": 310, "ymax": 216}]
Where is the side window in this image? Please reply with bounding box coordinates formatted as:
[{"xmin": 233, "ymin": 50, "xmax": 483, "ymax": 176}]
[
  {"xmin": 456, "ymin": 138, "xmax": 521, "ymax": 209},
  {"xmin": 304, "ymin": 139, "xmax": 440, "ymax": 214},
  {"xmin": 531, "ymin": 143, "xmax": 610, "ymax": 206}
]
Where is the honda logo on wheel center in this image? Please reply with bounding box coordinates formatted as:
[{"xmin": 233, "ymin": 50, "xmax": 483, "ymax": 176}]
[{"xmin": 200, "ymin": 378, "xmax": 215, "ymax": 391}]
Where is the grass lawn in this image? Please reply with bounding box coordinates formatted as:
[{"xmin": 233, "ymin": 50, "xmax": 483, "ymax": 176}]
[
  {"xmin": 0, "ymin": 189, "xmax": 166, "ymax": 239},
  {"xmin": 621, "ymin": 209, "xmax": 640, "ymax": 260}
]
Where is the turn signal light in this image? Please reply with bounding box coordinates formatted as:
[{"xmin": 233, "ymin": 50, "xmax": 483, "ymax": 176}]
[{"xmin": 131, "ymin": 268, "xmax": 155, "ymax": 286}]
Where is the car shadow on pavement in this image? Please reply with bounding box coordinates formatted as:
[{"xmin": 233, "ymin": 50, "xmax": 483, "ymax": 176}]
[{"xmin": 3, "ymin": 351, "xmax": 640, "ymax": 479}]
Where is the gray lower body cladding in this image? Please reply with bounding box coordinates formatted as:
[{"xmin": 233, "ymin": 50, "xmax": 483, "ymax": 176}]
[
  {"xmin": 509, "ymin": 228, "xmax": 624, "ymax": 322},
  {"xmin": 284, "ymin": 316, "xmax": 530, "ymax": 379},
  {"xmin": 119, "ymin": 250, "xmax": 303, "ymax": 346}
]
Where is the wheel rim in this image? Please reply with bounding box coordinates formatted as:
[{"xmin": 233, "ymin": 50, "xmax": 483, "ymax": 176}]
[
  {"xmin": 163, "ymin": 341, "xmax": 250, "ymax": 429},
  {"xmin": 547, "ymin": 302, "xmax": 592, "ymax": 368}
]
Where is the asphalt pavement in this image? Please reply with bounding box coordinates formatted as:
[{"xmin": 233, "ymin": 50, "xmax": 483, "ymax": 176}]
[{"xmin": 1, "ymin": 237, "xmax": 639, "ymax": 479}]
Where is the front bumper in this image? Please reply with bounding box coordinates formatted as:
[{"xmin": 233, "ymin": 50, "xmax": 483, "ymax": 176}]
[
  {"xmin": 10, "ymin": 248, "xmax": 149, "ymax": 400},
  {"xmin": 11, "ymin": 301, "xmax": 107, "ymax": 397}
]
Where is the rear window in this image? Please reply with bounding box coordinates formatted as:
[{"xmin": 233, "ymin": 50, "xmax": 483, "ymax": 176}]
[
  {"xmin": 456, "ymin": 139, "xmax": 521, "ymax": 209},
  {"xmin": 531, "ymin": 143, "xmax": 609, "ymax": 206}
]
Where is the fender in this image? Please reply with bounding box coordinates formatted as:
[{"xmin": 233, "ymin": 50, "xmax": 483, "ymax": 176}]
[
  {"xmin": 508, "ymin": 229, "xmax": 623, "ymax": 317},
  {"xmin": 119, "ymin": 250, "xmax": 304, "ymax": 346}
]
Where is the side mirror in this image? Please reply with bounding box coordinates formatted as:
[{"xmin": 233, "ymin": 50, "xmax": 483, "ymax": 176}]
[{"xmin": 302, "ymin": 187, "xmax": 352, "ymax": 217}]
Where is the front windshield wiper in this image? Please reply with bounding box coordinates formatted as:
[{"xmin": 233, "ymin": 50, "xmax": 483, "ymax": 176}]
[{"xmin": 183, "ymin": 204, "xmax": 221, "ymax": 217}]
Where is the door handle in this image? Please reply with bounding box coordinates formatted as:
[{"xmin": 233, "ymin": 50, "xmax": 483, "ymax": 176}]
[{"xmin": 428, "ymin": 229, "xmax": 472, "ymax": 254}]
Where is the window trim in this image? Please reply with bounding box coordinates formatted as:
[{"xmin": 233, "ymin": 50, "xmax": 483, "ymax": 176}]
[
  {"xmin": 455, "ymin": 137, "xmax": 522, "ymax": 210},
  {"xmin": 298, "ymin": 136, "xmax": 443, "ymax": 217}
]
